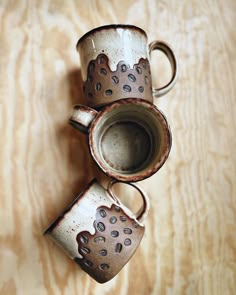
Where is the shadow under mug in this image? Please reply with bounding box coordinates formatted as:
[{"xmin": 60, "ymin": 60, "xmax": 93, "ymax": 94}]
[
  {"xmin": 44, "ymin": 179, "xmax": 149, "ymax": 283},
  {"xmin": 70, "ymin": 98, "xmax": 172, "ymax": 182},
  {"xmin": 77, "ymin": 24, "xmax": 178, "ymax": 109}
]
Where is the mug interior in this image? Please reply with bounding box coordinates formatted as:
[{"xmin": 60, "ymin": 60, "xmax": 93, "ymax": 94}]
[{"xmin": 90, "ymin": 99, "xmax": 171, "ymax": 181}]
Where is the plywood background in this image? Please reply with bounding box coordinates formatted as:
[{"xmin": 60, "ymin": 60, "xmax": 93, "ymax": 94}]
[{"xmin": 0, "ymin": 0, "xmax": 236, "ymax": 294}]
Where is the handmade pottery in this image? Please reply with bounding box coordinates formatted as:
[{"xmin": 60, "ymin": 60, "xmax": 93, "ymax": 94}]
[
  {"xmin": 77, "ymin": 24, "xmax": 178, "ymax": 108},
  {"xmin": 44, "ymin": 179, "xmax": 149, "ymax": 283},
  {"xmin": 70, "ymin": 98, "xmax": 172, "ymax": 182}
]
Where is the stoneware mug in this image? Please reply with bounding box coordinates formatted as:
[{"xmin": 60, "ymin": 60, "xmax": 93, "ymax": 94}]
[
  {"xmin": 44, "ymin": 179, "xmax": 149, "ymax": 284},
  {"xmin": 69, "ymin": 98, "xmax": 172, "ymax": 182},
  {"xmin": 77, "ymin": 24, "xmax": 178, "ymax": 108}
]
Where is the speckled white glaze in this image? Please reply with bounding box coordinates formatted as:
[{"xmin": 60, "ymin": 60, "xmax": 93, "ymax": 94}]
[
  {"xmin": 45, "ymin": 180, "xmax": 146, "ymax": 259},
  {"xmin": 77, "ymin": 26, "xmax": 148, "ymax": 80}
]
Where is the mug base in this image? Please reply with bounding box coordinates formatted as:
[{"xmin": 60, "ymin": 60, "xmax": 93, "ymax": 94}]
[{"xmin": 100, "ymin": 120, "xmax": 152, "ymax": 173}]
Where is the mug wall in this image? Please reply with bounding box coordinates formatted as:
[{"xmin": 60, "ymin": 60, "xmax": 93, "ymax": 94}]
[
  {"xmin": 44, "ymin": 179, "xmax": 146, "ymax": 283},
  {"xmin": 77, "ymin": 26, "xmax": 148, "ymax": 79},
  {"xmin": 77, "ymin": 25, "xmax": 153, "ymax": 108}
]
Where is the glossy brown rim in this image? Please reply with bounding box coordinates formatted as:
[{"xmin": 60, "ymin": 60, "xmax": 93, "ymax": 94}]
[
  {"xmin": 76, "ymin": 24, "xmax": 147, "ymax": 49},
  {"xmin": 89, "ymin": 98, "xmax": 172, "ymax": 182}
]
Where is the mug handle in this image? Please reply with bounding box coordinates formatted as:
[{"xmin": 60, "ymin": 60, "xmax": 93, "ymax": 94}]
[
  {"xmin": 69, "ymin": 105, "xmax": 98, "ymax": 134},
  {"xmin": 149, "ymin": 40, "xmax": 178, "ymax": 97},
  {"xmin": 107, "ymin": 180, "xmax": 149, "ymax": 223}
]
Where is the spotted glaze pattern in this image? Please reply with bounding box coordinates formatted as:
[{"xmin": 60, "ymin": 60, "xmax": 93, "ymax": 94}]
[
  {"xmin": 75, "ymin": 204, "xmax": 144, "ymax": 283},
  {"xmin": 77, "ymin": 25, "xmax": 178, "ymax": 106},
  {"xmin": 77, "ymin": 26, "xmax": 148, "ymax": 80},
  {"xmin": 83, "ymin": 54, "xmax": 152, "ymax": 108},
  {"xmin": 44, "ymin": 180, "xmax": 145, "ymax": 260}
]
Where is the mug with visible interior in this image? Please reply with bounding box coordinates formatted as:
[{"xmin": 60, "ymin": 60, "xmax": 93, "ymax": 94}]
[
  {"xmin": 69, "ymin": 98, "xmax": 171, "ymax": 182},
  {"xmin": 44, "ymin": 179, "xmax": 149, "ymax": 284},
  {"xmin": 77, "ymin": 24, "xmax": 178, "ymax": 108}
]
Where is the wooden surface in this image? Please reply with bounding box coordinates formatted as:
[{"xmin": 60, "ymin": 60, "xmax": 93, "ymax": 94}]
[{"xmin": 0, "ymin": 0, "xmax": 236, "ymax": 294}]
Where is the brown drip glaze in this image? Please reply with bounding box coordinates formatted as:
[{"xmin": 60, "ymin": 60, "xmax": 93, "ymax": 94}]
[
  {"xmin": 83, "ymin": 54, "xmax": 153, "ymax": 108},
  {"xmin": 75, "ymin": 204, "xmax": 144, "ymax": 283}
]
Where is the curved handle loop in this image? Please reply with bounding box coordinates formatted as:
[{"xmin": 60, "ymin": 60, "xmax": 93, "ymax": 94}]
[
  {"xmin": 69, "ymin": 105, "xmax": 98, "ymax": 134},
  {"xmin": 107, "ymin": 180, "xmax": 149, "ymax": 222},
  {"xmin": 149, "ymin": 40, "xmax": 178, "ymax": 97}
]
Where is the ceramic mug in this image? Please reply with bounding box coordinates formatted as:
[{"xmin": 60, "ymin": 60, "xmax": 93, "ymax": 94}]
[
  {"xmin": 77, "ymin": 24, "xmax": 178, "ymax": 108},
  {"xmin": 44, "ymin": 179, "xmax": 149, "ymax": 284},
  {"xmin": 69, "ymin": 98, "xmax": 172, "ymax": 182}
]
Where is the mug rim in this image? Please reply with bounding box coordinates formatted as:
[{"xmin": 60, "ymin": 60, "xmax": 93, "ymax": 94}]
[
  {"xmin": 89, "ymin": 98, "xmax": 172, "ymax": 182},
  {"xmin": 77, "ymin": 24, "xmax": 147, "ymax": 48}
]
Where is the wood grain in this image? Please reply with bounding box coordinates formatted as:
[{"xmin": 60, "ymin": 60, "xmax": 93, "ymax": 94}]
[{"xmin": 0, "ymin": 0, "xmax": 236, "ymax": 294}]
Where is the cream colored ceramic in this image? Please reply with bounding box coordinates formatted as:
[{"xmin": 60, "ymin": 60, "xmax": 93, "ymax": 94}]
[
  {"xmin": 44, "ymin": 179, "xmax": 149, "ymax": 283},
  {"xmin": 77, "ymin": 24, "xmax": 178, "ymax": 108},
  {"xmin": 70, "ymin": 98, "xmax": 171, "ymax": 182}
]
